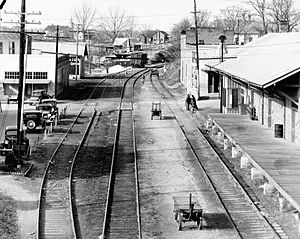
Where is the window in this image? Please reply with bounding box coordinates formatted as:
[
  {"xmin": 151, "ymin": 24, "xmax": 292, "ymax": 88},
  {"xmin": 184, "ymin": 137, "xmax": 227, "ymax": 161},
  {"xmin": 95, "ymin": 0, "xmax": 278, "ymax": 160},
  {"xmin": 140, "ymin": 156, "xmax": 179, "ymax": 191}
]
[
  {"xmin": 9, "ymin": 42, "xmax": 15, "ymax": 54},
  {"xmin": 26, "ymin": 72, "xmax": 32, "ymax": 79},
  {"xmin": 5, "ymin": 72, "xmax": 19, "ymax": 79},
  {"xmin": 0, "ymin": 42, "xmax": 3, "ymax": 54},
  {"xmin": 33, "ymin": 72, "xmax": 48, "ymax": 79}
]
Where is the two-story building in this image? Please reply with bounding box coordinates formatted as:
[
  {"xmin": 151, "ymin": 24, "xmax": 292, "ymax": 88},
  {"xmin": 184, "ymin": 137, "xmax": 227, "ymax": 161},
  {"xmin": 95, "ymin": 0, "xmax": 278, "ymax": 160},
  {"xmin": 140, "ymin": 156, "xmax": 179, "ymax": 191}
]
[
  {"xmin": 0, "ymin": 34, "xmax": 69, "ymax": 101},
  {"xmin": 206, "ymin": 32, "xmax": 300, "ymax": 145},
  {"xmin": 112, "ymin": 38, "xmax": 142, "ymax": 53},
  {"xmin": 180, "ymin": 28, "xmax": 238, "ymax": 99},
  {"xmin": 138, "ymin": 30, "xmax": 169, "ymax": 45},
  {"xmin": 32, "ymin": 41, "xmax": 88, "ymax": 79}
]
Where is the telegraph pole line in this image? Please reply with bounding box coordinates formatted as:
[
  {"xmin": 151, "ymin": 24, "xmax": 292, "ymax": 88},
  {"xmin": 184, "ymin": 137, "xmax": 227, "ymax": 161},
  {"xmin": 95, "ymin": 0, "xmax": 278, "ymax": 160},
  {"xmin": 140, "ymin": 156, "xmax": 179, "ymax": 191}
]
[
  {"xmin": 192, "ymin": 0, "xmax": 201, "ymax": 99},
  {"xmin": 4, "ymin": 0, "xmax": 41, "ymax": 168},
  {"xmin": 16, "ymin": 0, "xmax": 26, "ymax": 168},
  {"xmin": 75, "ymin": 24, "xmax": 79, "ymax": 80}
]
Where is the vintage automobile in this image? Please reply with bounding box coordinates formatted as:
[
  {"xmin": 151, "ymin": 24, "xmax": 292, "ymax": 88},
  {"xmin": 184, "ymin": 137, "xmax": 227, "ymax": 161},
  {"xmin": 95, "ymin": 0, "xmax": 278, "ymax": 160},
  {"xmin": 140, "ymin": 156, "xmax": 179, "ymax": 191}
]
[
  {"xmin": 40, "ymin": 99, "xmax": 58, "ymax": 117},
  {"xmin": 0, "ymin": 126, "xmax": 30, "ymax": 162},
  {"xmin": 23, "ymin": 110, "xmax": 47, "ymax": 131},
  {"xmin": 27, "ymin": 89, "xmax": 52, "ymax": 105}
]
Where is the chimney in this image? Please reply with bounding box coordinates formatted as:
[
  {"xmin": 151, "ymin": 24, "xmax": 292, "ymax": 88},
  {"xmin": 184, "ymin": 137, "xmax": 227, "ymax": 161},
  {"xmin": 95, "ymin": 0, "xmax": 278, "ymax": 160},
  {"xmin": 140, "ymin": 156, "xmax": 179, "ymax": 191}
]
[{"xmin": 279, "ymin": 20, "xmax": 288, "ymax": 32}]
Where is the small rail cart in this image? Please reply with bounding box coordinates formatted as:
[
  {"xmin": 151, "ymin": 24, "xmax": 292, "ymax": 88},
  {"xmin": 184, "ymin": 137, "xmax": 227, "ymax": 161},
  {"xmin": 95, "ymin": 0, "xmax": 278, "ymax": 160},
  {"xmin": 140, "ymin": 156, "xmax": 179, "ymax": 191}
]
[
  {"xmin": 151, "ymin": 102, "xmax": 162, "ymax": 120},
  {"xmin": 173, "ymin": 193, "xmax": 203, "ymax": 230}
]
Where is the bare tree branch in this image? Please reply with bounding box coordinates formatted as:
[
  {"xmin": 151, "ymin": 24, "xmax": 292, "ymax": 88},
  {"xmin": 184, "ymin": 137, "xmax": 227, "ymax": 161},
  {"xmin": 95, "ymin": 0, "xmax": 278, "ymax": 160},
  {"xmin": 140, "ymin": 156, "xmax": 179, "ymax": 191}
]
[
  {"xmin": 72, "ymin": 0, "xmax": 96, "ymax": 40},
  {"xmin": 99, "ymin": 7, "xmax": 128, "ymax": 43}
]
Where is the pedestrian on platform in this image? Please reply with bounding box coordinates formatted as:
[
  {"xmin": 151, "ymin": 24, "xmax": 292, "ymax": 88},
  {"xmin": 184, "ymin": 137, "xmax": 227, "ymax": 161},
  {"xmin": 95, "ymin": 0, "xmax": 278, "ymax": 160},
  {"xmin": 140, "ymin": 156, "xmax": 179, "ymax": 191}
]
[
  {"xmin": 191, "ymin": 95, "xmax": 198, "ymax": 112},
  {"xmin": 185, "ymin": 94, "xmax": 191, "ymax": 110}
]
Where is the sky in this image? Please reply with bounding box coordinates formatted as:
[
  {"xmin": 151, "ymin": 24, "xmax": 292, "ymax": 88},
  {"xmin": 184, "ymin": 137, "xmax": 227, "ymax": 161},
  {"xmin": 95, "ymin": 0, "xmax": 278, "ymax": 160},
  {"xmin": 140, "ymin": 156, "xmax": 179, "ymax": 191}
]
[{"xmin": 1, "ymin": 0, "xmax": 300, "ymax": 32}]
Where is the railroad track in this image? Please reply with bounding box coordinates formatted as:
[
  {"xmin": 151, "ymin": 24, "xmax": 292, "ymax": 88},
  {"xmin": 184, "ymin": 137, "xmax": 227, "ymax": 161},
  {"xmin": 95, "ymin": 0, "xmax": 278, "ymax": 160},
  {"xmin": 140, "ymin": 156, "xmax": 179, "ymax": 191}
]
[
  {"xmin": 102, "ymin": 69, "xmax": 148, "ymax": 239},
  {"xmin": 150, "ymin": 77, "xmax": 287, "ymax": 239},
  {"xmin": 36, "ymin": 73, "xmax": 125, "ymax": 239},
  {"xmin": 37, "ymin": 69, "xmax": 148, "ymax": 239},
  {"xmin": 36, "ymin": 77, "xmax": 107, "ymax": 239}
]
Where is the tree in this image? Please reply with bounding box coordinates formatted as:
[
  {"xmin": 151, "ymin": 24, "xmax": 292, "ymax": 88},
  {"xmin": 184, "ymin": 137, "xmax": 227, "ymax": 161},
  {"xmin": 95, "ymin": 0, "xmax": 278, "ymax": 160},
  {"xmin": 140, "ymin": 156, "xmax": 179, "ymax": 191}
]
[
  {"xmin": 72, "ymin": 0, "xmax": 96, "ymax": 41},
  {"xmin": 268, "ymin": 0, "xmax": 300, "ymax": 32},
  {"xmin": 170, "ymin": 18, "xmax": 192, "ymax": 49},
  {"xmin": 220, "ymin": 6, "xmax": 252, "ymax": 33},
  {"xmin": 99, "ymin": 7, "xmax": 128, "ymax": 43},
  {"xmin": 248, "ymin": 0, "xmax": 270, "ymax": 34},
  {"xmin": 124, "ymin": 16, "xmax": 137, "ymax": 37},
  {"xmin": 195, "ymin": 10, "xmax": 211, "ymax": 27}
]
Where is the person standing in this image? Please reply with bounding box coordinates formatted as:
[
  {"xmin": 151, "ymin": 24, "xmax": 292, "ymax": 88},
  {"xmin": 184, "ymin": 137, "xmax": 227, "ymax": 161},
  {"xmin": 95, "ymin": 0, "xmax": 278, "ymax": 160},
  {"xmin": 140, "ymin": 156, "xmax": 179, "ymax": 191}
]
[
  {"xmin": 191, "ymin": 95, "xmax": 198, "ymax": 111},
  {"xmin": 185, "ymin": 94, "xmax": 191, "ymax": 110}
]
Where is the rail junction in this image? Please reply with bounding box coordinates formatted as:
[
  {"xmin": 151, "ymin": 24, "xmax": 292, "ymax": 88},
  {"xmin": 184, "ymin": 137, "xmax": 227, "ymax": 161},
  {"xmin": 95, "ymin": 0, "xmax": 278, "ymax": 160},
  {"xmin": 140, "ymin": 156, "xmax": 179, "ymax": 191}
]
[{"xmin": 1, "ymin": 68, "xmax": 296, "ymax": 238}]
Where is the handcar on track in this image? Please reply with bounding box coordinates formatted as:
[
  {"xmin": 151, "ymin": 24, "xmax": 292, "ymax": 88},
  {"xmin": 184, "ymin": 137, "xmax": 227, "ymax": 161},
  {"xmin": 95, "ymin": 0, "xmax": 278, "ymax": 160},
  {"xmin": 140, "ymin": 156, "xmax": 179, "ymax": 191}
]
[
  {"xmin": 173, "ymin": 193, "xmax": 203, "ymax": 230},
  {"xmin": 151, "ymin": 102, "xmax": 162, "ymax": 120}
]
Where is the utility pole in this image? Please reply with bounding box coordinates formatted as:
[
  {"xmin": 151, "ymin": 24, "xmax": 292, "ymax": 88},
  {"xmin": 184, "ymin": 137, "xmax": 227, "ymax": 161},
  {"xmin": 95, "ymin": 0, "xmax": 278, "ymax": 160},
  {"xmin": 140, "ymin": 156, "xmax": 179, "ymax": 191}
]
[
  {"xmin": 5, "ymin": 0, "xmax": 41, "ymax": 168},
  {"xmin": 75, "ymin": 24, "xmax": 79, "ymax": 80},
  {"xmin": 16, "ymin": 0, "xmax": 26, "ymax": 168},
  {"xmin": 192, "ymin": 0, "xmax": 200, "ymax": 99},
  {"xmin": 55, "ymin": 25, "xmax": 59, "ymax": 98}
]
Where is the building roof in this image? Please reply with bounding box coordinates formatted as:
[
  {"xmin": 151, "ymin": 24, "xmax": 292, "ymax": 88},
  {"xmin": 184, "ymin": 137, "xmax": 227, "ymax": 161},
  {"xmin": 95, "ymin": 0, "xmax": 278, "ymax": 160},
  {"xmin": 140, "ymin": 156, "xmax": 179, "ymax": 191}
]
[
  {"xmin": 32, "ymin": 41, "xmax": 88, "ymax": 56},
  {"xmin": 207, "ymin": 32, "xmax": 300, "ymax": 88},
  {"xmin": 186, "ymin": 27, "xmax": 235, "ymax": 45},
  {"xmin": 113, "ymin": 38, "xmax": 142, "ymax": 46},
  {"xmin": 113, "ymin": 38, "xmax": 128, "ymax": 46}
]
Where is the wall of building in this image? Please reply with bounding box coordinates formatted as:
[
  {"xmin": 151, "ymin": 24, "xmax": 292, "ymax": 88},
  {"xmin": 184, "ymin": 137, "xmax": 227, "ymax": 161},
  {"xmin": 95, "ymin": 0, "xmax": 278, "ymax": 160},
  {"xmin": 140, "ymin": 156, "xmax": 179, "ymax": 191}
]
[
  {"xmin": 0, "ymin": 54, "xmax": 69, "ymax": 100},
  {"xmin": 222, "ymin": 75, "xmax": 300, "ymax": 145}
]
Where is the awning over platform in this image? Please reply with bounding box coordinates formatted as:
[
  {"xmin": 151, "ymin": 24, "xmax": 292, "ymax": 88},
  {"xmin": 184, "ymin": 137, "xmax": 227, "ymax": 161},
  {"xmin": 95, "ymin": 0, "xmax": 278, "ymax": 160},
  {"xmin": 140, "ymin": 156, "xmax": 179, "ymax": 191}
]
[{"xmin": 206, "ymin": 32, "xmax": 300, "ymax": 89}]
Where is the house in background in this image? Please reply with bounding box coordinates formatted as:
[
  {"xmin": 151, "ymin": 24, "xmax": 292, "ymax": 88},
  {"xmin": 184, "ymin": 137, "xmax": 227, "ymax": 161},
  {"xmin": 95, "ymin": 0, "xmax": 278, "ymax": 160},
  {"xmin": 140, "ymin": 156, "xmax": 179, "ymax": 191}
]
[
  {"xmin": 180, "ymin": 28, "xmax": 238, "ymax": 99},
  {"xmin": 206, "ymin": 32, "xmax": 300, "ymax": 145},
  {"xmin": 137, "ymin": 30, "xmax": 169, "ymax": 45},
  {"xmin": 0, "ymin": 33, "xmax": 69, "ymax": 101},
  {"xmin": 112, "ymin": 38, "xmax": 142, "ymax": 53}
]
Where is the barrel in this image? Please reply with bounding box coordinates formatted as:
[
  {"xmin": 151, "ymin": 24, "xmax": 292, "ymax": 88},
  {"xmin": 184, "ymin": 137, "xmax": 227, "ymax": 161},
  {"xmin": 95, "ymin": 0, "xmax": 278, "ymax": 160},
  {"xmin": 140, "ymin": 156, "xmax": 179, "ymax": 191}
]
[{"xmin": 274, "ymin": 124, "xmax": 283, "ymax": 138}]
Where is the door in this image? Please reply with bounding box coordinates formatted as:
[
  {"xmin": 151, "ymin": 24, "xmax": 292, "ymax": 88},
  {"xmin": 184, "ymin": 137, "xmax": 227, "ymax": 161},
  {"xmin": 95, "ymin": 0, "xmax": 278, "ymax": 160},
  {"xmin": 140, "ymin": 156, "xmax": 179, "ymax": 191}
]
[
  {"xmin": 291, "ymin": 109, "xmax": 296, "ymax": 143},
  {"xmin": 268, "ymin": 98, "xmax": 272, "ymax": 128}
]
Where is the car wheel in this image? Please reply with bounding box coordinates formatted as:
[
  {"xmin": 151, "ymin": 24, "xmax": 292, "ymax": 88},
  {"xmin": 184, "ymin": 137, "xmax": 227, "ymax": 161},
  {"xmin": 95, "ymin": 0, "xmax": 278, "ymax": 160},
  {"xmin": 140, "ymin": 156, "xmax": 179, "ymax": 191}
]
[{"xmin": 27, "ymin": 120, "xmax": 36, "ymax": 130}]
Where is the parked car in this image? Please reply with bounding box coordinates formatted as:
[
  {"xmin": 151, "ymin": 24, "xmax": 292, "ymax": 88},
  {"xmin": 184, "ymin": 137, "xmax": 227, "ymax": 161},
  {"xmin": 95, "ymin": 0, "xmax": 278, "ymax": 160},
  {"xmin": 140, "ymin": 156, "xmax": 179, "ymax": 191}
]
[
  {"xmin": 0, "ymin": 126, "xmax": 30, "ymax": 161},
  {"xmin": 27, "ymin": 89, "xmax": 52, "ymax": 105},
  {"xmin": 7, "ymin": 95, "xmax": 18, "ymax": 104},
  {"xmin": 40, "ymin": 99, "xmax": 58, "ymax": 117},
  {"xmin": 23, "ymin": 110, "xmax": 47, "ymax": 131}
]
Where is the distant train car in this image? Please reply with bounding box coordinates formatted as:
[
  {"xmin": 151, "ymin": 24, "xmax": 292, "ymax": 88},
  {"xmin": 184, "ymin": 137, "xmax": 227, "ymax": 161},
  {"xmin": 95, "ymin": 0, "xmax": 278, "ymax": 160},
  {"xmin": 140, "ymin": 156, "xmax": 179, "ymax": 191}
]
[{"xmin": 130, "ymin": 52, "xmax": 148, "ymax": 68}]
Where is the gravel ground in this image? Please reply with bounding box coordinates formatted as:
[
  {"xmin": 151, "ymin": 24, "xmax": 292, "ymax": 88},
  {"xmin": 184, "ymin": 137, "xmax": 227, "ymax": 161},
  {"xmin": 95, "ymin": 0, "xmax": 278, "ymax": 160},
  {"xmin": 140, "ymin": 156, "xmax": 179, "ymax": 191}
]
[
  {"xmin": 0, "ymin": 65, "xmax": 298, "ymax": 238},
  {"xmin": 134, "ymin": 76, "xmax": 240, "ymax": 238}
]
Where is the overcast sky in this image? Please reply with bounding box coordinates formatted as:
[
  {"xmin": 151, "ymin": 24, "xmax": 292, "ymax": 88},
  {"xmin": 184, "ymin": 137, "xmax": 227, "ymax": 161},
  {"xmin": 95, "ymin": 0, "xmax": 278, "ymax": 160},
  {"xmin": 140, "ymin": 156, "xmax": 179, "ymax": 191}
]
[{"xmin": 1, "ymin": 0, "xmax": 300, "ymax": 32}]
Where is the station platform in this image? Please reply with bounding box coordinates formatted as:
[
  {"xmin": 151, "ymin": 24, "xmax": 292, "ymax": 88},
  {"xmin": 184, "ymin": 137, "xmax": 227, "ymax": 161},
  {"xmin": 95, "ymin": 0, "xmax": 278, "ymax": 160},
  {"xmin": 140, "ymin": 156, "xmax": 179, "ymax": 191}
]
[{"xmin": 207, "ymin": 113, "xmax": 300, "ymax": 213}]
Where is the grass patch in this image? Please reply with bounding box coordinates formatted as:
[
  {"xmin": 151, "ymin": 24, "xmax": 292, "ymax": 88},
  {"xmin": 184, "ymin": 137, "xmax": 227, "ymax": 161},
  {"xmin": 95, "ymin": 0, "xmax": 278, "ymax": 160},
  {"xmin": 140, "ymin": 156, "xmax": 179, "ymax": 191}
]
[{"xmin": 0, "ymin": 194, "xmax": 18, "ymax": 238}]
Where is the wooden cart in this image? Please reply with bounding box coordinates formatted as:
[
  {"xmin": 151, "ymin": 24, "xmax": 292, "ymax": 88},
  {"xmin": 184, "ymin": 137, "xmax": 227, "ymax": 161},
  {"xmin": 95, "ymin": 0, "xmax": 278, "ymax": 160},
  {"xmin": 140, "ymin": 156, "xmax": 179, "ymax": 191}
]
[
  {"xmin": 151, "ymin": 102, "xmax": 162, "ymax": 120},
  {"xmin": 173, "ymin": 194, "xmax": 203, "ymax": 230}
]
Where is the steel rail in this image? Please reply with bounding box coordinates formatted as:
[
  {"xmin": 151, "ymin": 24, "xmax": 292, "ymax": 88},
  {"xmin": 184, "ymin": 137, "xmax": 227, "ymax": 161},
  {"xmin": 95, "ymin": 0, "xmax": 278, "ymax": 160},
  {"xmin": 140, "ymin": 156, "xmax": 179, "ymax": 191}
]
[
  {"xmin": 150, "ymin": 77, "xmax": 281, "ymax": 239},
  {"xmin": 102, "ymin": 69, "xmax": 149, "ymax": 239},
  {"xmin": 69, "ymin": 109, "xmax": 97, "ymax": 239},
  {"xmin": 37, "ymin": 77, "xmax": 106, "ymax": 239}
]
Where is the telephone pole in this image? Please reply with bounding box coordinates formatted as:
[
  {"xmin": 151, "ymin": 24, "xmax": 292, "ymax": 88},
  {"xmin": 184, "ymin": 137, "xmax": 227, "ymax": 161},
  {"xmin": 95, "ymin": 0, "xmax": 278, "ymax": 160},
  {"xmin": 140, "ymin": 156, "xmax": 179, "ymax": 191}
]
[
  {"xmin": 16, "ymin": 0, "xmax": 26, "ymax": 168},
  {"xmin": 192, "ymin": 0, "xmax": 200, "ymax": 99},
  {"xmin": 75, "ymin": 24, "xmax": 79, "ymax": 80},
  {"xmin": 5, "ymin": 0, "xmax": 41, "ymax": 167}
]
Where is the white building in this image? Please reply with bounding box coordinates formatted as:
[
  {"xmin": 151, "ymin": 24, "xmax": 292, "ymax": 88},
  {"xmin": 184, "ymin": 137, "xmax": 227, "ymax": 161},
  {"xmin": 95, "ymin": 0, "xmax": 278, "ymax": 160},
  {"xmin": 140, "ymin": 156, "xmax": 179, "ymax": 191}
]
[{"xmin": 0, "ymin": 34, "xmax": 69, "ymax": 101}]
